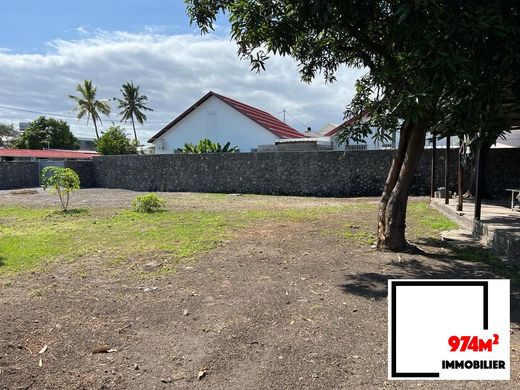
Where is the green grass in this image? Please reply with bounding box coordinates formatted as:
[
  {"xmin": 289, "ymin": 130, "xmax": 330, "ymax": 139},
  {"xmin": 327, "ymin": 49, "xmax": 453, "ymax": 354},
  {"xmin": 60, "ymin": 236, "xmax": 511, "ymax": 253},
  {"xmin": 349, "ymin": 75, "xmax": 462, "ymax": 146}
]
[
  {"xmin": 0, "ymin": 206, "xmax": 231, "ymax": 274},
  {"xmin": 318, "ymin": 200, "xmax": 458, "ymax": 246},
  {"xmin": 0, "ymin": 198, "xmax": 458, "ymax": 275},
  {"xmin": 343, "ymin": 224, "xmax": 377, "ymax": 245},
  {"xmin": 407, "ymin": 201, "xmax": 459, "ymax": 238}
]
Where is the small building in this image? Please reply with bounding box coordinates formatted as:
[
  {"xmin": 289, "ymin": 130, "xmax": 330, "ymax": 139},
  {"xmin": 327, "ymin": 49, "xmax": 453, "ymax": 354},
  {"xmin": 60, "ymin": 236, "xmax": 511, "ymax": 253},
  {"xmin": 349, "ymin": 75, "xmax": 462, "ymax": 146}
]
[
  {"xmin": 77, "ymin": 137, "xmax": 96, "ymax": 151},
  {"xmin": 323, "ymin": 121, "xmax": 397, "ymax": 151},
  {"xmin": 0, "ymin": 148, "xmax": 98, "ymax": 161},
  {"xmin": 258, "ymin": 137, "xmax": 333, "ymax": 152},
  {"xmin": 148, "ymin": 91, "xmax": 306, "ymax": 153},
  {"xmin": 18, "ymin": 122, "xmax": 30, "ymax": 132}
]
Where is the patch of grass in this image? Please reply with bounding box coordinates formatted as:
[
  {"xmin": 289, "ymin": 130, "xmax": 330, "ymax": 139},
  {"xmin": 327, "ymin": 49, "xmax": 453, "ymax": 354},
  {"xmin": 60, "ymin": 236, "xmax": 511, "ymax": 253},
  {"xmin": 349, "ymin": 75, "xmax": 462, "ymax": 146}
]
[
  {"xmin": 407, "ymin": 201, "xmax": 458, "ymax": 238},
  {"xmin": 343, "ymin": 224, "xmax": 376, "ymax": 245},
  {"xmin": 240, "ymin": 203, "xmax": 375, "ymax": 222},
  {"xmin": 451, "ymin": 245, "xmax": 520, "ymax": 283},
  {"xmin": 0, "ymin": 206, "xmax": 232, "ymax": 275},
  {"xmin": 0, "ymin": 198, "xmax": 460, "ymax": 275},
  {"xmin": 51, "ymin": 208, "xmax": 89, "ymax": 215}
]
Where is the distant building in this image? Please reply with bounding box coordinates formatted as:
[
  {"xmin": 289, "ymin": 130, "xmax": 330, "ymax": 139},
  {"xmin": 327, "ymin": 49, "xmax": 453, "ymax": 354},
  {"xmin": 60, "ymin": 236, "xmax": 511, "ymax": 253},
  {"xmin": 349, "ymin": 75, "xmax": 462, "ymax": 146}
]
[
  {"xmin": 258, "ymin": 137, "xmax": 333, "ymax": 152},
  {"xmin": 317, "ymin": 123, "xmax": 339, "ymax": 135},
  {"xmin": 323, "ymin": 117, "xmax": 399, "ymax": 151},
  {"xmin": 18, "ymin": 122, "xmax": 30, "ymax": 132},
  {"xmin": 77, "ymin": 137, "xmax": 96, "ymax": 151}
]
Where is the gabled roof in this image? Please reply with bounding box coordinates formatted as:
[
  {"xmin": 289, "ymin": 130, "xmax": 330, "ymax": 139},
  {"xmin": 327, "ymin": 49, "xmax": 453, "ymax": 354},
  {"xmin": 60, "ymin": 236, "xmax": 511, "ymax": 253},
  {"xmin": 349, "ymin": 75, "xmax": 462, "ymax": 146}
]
[
  {"xmin": 148, "ymin": 91, "xmax": 305, "ymax": 143},
  {"xmin": 324, "ymin": 116, "xmax": 360, "ymax": 137},
  {"xmin": 0, "ymin": 148, "xmax": 98, "ymax": 159},
  {"xmin": 324, "ymin": 110, "xmax": 370, "ymax": 137}
]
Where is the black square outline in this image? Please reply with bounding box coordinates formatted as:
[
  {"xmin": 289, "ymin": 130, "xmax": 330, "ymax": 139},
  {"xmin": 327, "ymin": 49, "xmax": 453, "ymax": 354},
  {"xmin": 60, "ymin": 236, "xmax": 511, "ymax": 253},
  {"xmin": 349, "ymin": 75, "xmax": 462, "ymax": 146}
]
[{"xmin": 390, "ymin": 280, "xmax": 488, "ymax": 378}]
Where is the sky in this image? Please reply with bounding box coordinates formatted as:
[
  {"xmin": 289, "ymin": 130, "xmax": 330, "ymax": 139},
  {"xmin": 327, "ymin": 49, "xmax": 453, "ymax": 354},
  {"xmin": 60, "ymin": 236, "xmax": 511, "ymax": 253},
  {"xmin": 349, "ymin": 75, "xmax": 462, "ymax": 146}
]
[{"xmin": 0, "ymin": 0, "xmax": 366, "ymax": 143}]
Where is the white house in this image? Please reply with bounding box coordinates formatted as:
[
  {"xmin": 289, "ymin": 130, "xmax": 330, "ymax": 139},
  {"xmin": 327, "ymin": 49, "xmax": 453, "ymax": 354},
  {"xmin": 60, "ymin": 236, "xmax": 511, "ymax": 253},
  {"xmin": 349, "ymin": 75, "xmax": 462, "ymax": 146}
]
[
  {"xmin": 148, "ymin": 91, "xmax": 305, "ymax": 153},
  {"xmin": 323, "ymin": 117, "xmax": 399, "ymax": 151}
]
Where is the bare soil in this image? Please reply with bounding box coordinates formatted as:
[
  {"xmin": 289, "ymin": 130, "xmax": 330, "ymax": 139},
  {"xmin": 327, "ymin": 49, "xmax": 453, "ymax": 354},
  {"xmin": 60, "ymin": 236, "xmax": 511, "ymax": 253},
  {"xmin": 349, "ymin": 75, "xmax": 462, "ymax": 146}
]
[{"xmin": 1, "ymin": 189, "xmax": 519, "ymax": 389}]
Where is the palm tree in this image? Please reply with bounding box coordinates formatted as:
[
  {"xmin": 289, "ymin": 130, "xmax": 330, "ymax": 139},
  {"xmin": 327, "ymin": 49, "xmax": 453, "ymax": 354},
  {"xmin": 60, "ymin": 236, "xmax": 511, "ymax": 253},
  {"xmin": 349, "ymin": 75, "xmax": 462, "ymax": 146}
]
[
  {"xmin": 69, "ymin": 80, "xmax": 111, "ymax": 140},
  {"xmin": 115, "ymin": 81, "xmax": 153, "ymax": 142}
]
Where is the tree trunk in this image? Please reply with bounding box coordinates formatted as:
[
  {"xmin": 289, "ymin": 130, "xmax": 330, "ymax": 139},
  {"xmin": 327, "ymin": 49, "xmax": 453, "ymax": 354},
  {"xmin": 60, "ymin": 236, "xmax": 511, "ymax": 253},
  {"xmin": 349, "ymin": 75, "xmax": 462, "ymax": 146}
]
[
  {"xmin": 93, "ymin": 118, "xmax": 100, "ymax": 140},
  {"xmin": 131, "ymin": 116, "xmax": 138, "ymax": 143},
  {"xmin": 377, "ymin": 123, "xmax": 410, "ymax": 245},
  {"xmin": 377, "ymin": 121, "xmax": 427, "ymax": 251},
  {"xmin": 463, "ymin": 141, "xmax": 491, "ymax": 199}
]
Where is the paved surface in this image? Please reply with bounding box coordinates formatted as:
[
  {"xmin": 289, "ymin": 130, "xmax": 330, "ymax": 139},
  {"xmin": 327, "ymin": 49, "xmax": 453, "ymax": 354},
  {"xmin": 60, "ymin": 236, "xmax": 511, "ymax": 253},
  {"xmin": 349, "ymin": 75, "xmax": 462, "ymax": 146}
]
[{"xmin": 431, "ymin": 198, "xmax": 520, "ymax": 262}]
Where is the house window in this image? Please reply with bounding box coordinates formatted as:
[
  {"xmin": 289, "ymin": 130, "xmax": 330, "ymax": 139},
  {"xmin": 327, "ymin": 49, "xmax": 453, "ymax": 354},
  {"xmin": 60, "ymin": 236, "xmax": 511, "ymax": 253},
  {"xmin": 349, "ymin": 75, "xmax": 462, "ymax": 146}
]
[{"xmin": 347, "ymin": 144, "xmax": 368, "ymax": 151}]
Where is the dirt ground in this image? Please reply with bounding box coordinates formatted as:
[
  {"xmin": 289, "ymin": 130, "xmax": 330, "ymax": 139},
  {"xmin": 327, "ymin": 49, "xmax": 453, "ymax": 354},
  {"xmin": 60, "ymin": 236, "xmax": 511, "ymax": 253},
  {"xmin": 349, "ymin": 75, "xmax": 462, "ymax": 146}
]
[{"xmin": 0, "ymin": 189, "xmax": 519, "ymax": 389}]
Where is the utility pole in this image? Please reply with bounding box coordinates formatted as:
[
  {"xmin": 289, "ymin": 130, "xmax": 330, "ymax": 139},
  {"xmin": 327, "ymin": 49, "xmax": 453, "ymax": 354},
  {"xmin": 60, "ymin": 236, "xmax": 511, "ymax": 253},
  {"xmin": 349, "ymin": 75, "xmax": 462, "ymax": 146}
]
[{"xmin": 282, "ymin": 108, "xmax": 287, "ymax": 123}]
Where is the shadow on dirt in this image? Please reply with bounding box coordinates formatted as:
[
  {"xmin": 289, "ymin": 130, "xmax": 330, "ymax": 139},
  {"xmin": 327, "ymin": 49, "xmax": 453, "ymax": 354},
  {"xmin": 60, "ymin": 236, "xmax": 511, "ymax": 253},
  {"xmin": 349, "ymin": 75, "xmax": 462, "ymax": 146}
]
[{"xmin": 340, "ymin": 238, "xmax": 520, "ymax": 326}]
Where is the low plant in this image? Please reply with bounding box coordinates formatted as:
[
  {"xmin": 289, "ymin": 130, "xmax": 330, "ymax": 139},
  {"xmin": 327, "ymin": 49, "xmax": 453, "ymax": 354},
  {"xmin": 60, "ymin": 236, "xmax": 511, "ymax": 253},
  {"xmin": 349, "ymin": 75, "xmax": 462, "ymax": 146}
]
[
  {"xmin": 132, "ymin": 193, "xmax": 165, "ymax": 213},
  {"xmin": 41, "ymin": 166, "xmax": 81, "ymax": 211},
  {"xmin": 177, "ymin": 138, "xmax": 239, "ymax": 153}
]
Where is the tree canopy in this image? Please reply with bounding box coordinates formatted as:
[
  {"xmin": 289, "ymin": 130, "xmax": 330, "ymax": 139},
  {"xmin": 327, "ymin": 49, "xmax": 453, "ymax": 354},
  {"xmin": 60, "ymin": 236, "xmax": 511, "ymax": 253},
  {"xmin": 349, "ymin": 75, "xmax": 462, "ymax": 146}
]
[
  {"xmin": 14, "ymin": 116, "xmax": 79, "ymax": 150},
  {"xmin": 186, "ymin": 0, "xmax": 520, "ymax": 250},
  {"xmin": 95, "ymin": 125, "xmax": 137, "ymax": 155}
]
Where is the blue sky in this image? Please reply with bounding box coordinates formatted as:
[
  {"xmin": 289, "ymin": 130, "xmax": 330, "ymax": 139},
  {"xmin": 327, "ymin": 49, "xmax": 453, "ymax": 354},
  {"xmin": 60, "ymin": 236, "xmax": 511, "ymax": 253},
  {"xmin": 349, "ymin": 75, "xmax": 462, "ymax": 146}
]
[
  {"xmin": 0, "ymin": 1, "xmax": 363, "ymax": 142},
  {"xmin": 1, "ymin": 0, "xmax": 225, "ymax": 53}
]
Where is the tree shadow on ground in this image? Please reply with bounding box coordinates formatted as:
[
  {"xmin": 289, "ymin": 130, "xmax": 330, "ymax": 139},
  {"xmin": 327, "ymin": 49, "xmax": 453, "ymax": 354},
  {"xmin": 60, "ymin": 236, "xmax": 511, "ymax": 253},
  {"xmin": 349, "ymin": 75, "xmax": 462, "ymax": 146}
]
[
  {"xmin": 340, "ymin": 238, "xmax": 520, "ymax": 326},
  {"xmin": 0, "ymin": 256, "xmax": 4, "ymax": 267}
]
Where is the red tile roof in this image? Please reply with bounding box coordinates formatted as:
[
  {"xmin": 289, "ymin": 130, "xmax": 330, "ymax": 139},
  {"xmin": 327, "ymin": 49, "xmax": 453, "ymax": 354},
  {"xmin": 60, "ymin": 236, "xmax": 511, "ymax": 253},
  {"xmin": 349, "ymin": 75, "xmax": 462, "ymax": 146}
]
[
  {"xmin": 148, "ymin": 91, "xmax": 305, "ymax": 143},
  {"xmin": 0, "ymin": 149, "xmax": 98, "ymax": 159}
]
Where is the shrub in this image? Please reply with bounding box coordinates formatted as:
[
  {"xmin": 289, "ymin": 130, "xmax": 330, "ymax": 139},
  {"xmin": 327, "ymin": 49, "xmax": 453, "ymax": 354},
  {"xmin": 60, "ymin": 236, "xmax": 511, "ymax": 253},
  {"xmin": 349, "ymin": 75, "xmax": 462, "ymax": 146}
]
[
  {"xmin": 177, "ymin": 138, "xmax": 238, "ymax": 153},
  {"xmin": 96, "ymin": 125, "xmax": 138, "ymax": 155},
  {"xmin": 41, "ymin": 166, "xmax": 80, "ymax": 211},
  {"xmin": 132, "ymin": 193, "xmax": 165, "ymax": 213}
]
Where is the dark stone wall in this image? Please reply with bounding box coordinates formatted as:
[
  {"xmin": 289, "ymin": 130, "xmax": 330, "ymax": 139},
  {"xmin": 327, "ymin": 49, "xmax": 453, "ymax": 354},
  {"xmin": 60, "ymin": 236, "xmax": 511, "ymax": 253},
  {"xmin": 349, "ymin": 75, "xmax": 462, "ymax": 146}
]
[
  {"xmin": 91, "ymin": 149, "xmax": 476, "ymax": 197},
  {"xmin": 64, "ymin": 160, "xmax": 95, "ymax": 188},
  {"xmin": 0, "ymin": 162, "xmax": 39, "ymax": 190},
  {"xmin": 1, "ymin": 149, "xmax": 519, "ymax": 196},
  {"xmin": 93, "ymin": 152, "xmax": 397, "ymax": 196},
  {"xmin": 0, "ymin": 160, "xmax": 95, "ymax": 190}
]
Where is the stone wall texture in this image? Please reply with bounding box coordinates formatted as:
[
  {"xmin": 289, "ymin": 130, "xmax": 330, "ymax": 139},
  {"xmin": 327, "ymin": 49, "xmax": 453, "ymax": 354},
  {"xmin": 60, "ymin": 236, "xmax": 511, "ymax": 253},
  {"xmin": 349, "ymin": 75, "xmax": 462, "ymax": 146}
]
[
  {"xmin": 91, "ymin": 149, "xmax": 519, "ymax": 197},
  {"xmin": 64, "ymin": 160, "xmax": 95, "ymax": 188},
  {"xmin": 1, "ymin": 149, "xmax": 519, "ymax": 196},
  {"xmin": 0, "ymin": 160, "xmax": 95, "ymax": 190},
  {"xmin": 0, "ymin": 162, "xmax": 39, "ymax": 190}
]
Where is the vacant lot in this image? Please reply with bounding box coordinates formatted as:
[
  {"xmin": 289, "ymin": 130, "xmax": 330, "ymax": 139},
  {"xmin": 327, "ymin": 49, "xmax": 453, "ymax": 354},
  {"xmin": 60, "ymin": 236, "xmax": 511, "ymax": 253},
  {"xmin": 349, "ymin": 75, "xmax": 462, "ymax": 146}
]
[{"xmin": 0, "ymin": 189, "xmax": 518, "ymax": 389}]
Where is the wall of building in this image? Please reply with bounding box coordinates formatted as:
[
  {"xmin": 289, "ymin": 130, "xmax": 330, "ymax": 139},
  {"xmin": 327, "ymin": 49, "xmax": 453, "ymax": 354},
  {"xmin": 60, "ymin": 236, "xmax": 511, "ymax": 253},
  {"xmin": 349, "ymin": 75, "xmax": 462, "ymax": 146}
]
[{"xmin": 153, "ymin": 96, "xmax": 280, "ymax": 153}]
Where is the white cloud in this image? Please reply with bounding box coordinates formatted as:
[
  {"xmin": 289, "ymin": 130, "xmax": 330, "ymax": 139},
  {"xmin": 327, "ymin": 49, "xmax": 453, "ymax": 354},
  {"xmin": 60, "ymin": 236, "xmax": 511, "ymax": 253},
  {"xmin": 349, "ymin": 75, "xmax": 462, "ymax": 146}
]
[{"xmin": 0, "ymin": 30, "xmax": 366, "ymax": 143}]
